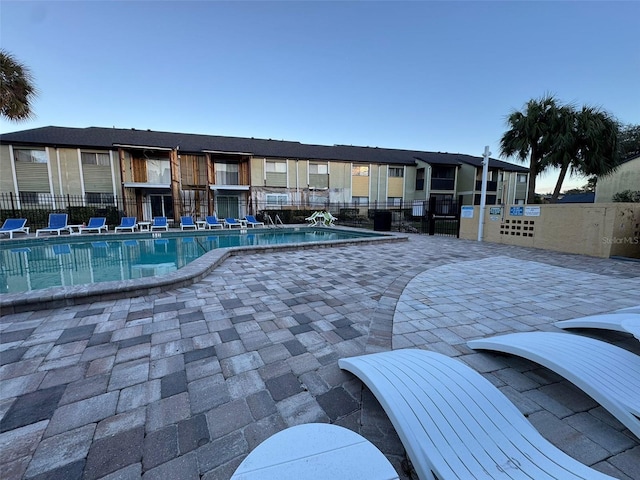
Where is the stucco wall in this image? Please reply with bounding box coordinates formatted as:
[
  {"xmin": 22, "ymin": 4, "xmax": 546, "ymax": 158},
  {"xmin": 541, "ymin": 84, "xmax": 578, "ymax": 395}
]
[
  {"xmin": 595, "ymin": 156, "xmax": 640, "ymax": 202},
  {"xmin": 460, "ymin": 203, "xmax": 640, "ymax": 258}
]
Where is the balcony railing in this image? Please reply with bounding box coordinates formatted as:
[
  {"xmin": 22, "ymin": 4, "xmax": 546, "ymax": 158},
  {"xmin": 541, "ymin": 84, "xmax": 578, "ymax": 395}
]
[
  {"xmin": 430, "ymin": 178, "xmax": 455, "ymax": 190},
  {"xmin": 475, "ymin": 180, "xmax": 498, "ymax": 191}
]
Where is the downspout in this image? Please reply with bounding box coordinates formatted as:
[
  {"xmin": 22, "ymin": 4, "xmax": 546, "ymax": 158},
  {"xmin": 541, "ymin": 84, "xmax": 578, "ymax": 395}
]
[
  {"xmin": 45, "ymin": 147, "xmax": 56, "ymax": 209},
  {"xmin": 109, "ymin": 151, "xmax": 118, "ymax": 206},
  {"xmin": 76, "ymin": 149, "xmax": 86, "ymax": 206},
  {"xmin": 56, "ymin": 148, "xmax": 64, "ymax": 195},
  {"xmin": 8, "ymin": 145, "xmax": 21, "ymax": 209}
]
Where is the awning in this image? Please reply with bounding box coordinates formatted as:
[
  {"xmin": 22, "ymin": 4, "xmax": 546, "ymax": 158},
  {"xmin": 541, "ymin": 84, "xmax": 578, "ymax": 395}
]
[
  {"xmin": 209, "ymin": 185, "xmax": 250, "ymax": 191},
  {"xmin": 114, "ymin": 144, "xmax": 173, "ymax": 151},
  {"xmin": 123, "ymin": 182, "xmax": 170, "ymax": 189}
]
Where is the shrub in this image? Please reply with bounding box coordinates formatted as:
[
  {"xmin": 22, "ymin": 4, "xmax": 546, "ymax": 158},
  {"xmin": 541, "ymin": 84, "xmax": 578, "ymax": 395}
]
[{"xmin": 612, "ymin": 190, "xmax": 640, "ymax": 203}]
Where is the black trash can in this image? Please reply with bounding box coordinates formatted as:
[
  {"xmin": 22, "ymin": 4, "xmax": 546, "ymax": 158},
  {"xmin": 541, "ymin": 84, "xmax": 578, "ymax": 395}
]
[{"xmin": 373, "ymin": 211, "xmax": 392, "ymax": 231}]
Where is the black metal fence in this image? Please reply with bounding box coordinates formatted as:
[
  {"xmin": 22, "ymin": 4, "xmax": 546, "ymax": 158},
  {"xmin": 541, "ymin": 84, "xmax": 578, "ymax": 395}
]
[{"xmin": 0, "ymin": 192, "xmax": 461, "ymax": 236}]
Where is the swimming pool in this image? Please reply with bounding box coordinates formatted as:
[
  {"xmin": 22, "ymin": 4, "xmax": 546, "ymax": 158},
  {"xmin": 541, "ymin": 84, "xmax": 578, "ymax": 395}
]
[{"xmin": 0, "ymin": 228, "xmax": 388, "ymax": 295}]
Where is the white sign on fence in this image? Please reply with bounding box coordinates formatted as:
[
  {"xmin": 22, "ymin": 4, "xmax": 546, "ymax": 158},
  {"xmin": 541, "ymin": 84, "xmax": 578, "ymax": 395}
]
[
  {"xmin": 524, "ymin": 206, "xmax": 541, "ymax": 217},
  {"xmin": 461, "ymin": 206, "xmax": 474, "ymax": 218}
]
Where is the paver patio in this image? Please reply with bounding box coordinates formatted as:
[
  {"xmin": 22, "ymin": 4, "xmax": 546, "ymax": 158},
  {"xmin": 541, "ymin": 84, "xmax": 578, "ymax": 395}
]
[{"xmin": 1, "ymin": 234, "xmax": 639, "ymax": 479}]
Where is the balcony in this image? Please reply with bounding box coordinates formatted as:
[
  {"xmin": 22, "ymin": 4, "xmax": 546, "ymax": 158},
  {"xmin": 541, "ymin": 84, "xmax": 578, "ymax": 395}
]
[
  {"xmin": 475, "ymin": 180, "xmax": 497, "ymax": 191},
  {"xmin": 430, "ymin": 178, "xmax": 455, "ymax": 190}
]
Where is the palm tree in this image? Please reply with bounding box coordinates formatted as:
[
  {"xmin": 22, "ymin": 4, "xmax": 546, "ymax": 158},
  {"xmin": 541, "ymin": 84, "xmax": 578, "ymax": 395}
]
[
  {"xmin": 499, "ymin": 94, "xmax": 563, "ymax": 203},
  {"xmin": 548, "ymin": 105, "xmax": 619, "ymax": 201},
  {"xmin": 0, "ymin": 49, "xmax": 37, "ymax": 121}
]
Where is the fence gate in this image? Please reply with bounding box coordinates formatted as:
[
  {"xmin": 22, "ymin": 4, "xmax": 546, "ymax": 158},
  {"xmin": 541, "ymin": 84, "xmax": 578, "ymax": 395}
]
[{"xmin": 420, "ymin": 196, "xmax": 462, "ymax": 237}]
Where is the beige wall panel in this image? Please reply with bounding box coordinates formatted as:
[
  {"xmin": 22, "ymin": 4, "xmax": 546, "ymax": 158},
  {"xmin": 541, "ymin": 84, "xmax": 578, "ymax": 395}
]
[
  {"xmin": 0, "ymin": 144, "xmax": 16, "ymax": 194},
  {"xmin": 352, "ymin": 176, "xmax": 369, "ymax": 197},
  {"xmin": 457, "ymin": 164, "xmax": 475, "ymax": 193},
  {"xmin": 596, "ymin": 157, "xmax": 640, "ymax": 202},
  {"xmin": 460, "ymin": 203, "xmax": 640, "ymax": 258},
  {"xmin": 329, "ymin": 162, "xmax": 351, "ymax": 203},
  {"xmin": 57, "ymin": 148, "xmax": 82, "ymax": 195},
  {"xmin": 250, "ymin": 157, "xmax": 265, "ymax": 186},
  {"xmin": 329, "ymin": 162, "xmax": 349, "ymax": 189},
  {"xmin": 388, "ymin": 177, "xmax": 403, "ymax": 197}
]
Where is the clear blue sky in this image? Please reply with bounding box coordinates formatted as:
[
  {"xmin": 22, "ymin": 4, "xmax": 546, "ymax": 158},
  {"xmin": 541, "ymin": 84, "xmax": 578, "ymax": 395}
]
[{"xmin": 1, "ymin": 1, "xmax": 638, "ymax": 193}]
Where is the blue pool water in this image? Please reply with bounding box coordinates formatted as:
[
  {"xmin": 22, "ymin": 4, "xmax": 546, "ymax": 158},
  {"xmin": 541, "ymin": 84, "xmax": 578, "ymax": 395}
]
[{"xmin": 0, "ymin": 229, "xmax": 380, "ymax": 294}]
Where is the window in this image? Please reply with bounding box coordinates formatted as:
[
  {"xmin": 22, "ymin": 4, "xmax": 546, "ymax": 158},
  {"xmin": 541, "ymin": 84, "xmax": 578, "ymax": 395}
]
[
  {"xmin": 309, "ymin": 163, "xmax": 328, "ymax": 174},
  {"xmin": 515, "ymin": 198, "xmax": 525, "ymax": 205},
  {"xmin": 352, "ymin": 165, "xmax": 369, "ymax": 176},
  {"xmin": 266, "ymin": 194, "xmax": 288, "ymax": 206},
  {"xmin": 19, "ymin": 191, "xmax": 39, "ymax": 203},
  {"xmin": 388, "ymin": 197, "xmax": 402, "ymax": 207},
  {"xmin": 416, "ymin": 168, "xmax": 425, "ymax": 191},
  {"xmin": 389, "ymin": 167, "xmax": 404, "ymax": 178},
  {"xmin": 17, "ymin": 192, "xmax": 53, "ymax": 206},
  {"xmin": 266, "ymin": 161, "xmax": 286, "ymax": 173},
  {"xmin": 431, "ymin": 166, "xmax": 455, "ymax": 179},
  {"xmin": 86, "ymin": 192, "xmax": 115, "ymax": 204},
  {"xmin": 352, "ymin": 196, "xmax": 369, "ymax": 206},
  {"xmin": 517, "ymin": 174, "xmax": 527, "ymax": 183},
  {"xmin": 216, "ymin": 162, "xmax": 239, "ymax": 185},
  {"xmin": 14, "ymin": 149, "xmax": 47, "ymax": 163},
  {"xmin": 81, "ymin": 152, "xmax": 110, "ymax": 166},
  {"xmin": 147, "ymin": 159, "xmax": 171, "ymax": 184}
]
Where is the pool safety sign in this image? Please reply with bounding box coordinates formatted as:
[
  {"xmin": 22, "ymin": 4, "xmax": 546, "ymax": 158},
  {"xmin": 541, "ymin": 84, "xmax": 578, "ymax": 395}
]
[
  {"xmin": 461, "ymin": 206, "xmax": 474, "ymax": 218},
  {"xmin": 524, "ymin": 206, "xmax": 541, "ymax": 217},
  {"xmin": 509, "ymin": 206, "xmax": 524, "ymax": 216}
]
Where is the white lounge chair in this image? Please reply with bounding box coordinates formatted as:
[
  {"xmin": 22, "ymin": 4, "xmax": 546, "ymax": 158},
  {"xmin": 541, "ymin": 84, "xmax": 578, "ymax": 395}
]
[
  {"xmin": 322, "ymin": 211, "xmax": 337, "ymax": 226},
  {"xmin": 468, "ymin": 332, "xmax": 640, "ymax": 440},
  {"xmin": 114, "ymin": 217, "xmax": 137, "ymax": 232},
  {"xmin": 151, "ymin": 216, "xmax": 169, "ymax": 231},
  {"xmin": 305, "ymin": 211, "xmax": 322, "ymax": 226},
  {"xmin": 339, "ymin": 349, "xmax": 614, "ymax": 480},
  {"xmin": 205, "ymin": 215, "xmax": 224, "ymax": 229},
  {"xmin": 225, "ymin": 218, "xmax": 242, "ymax": 228},
  {"xmin": 244, "ymin": 215, "xmax": 264, "ymax": 228},
  {"xmin": 231, "ymin": 423, "xmax": 399, "ymax": 480},
  {"xmin": 0, "ymin": 218, "xmax": 30, "ymax": 239},
  {"xmin": 79, "ymin": 217, "xmax": 108, "ymax": 234},
  {"xmin": 615, "ymin": 305, "xmax": 640, "ymax": 314},
  {"xmin": 555, "ymin": 312, "xmax": 640, "ymax": 338},
  {"xmin": 180, "ymin": 216, "xmax": 197, "ymax": 230},
  {"xmin": 35, "ymin": 213, "xmax": 68, "ymax": 237}
]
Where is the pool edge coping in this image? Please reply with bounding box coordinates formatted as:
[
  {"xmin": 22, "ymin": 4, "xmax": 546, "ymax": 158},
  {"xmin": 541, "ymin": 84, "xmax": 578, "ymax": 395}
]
[{"xmin": 0, "ymin": 231, "xmax": 407, "ymax": 315}]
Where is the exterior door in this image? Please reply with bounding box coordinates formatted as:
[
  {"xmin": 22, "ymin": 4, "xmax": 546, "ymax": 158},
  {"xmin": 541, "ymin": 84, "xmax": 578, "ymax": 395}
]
[
  {"xmin": 216, "ymin": 195, "xmax": 239, "ymax": 219},
  {"xmin": 150, "ymin": 194, "xmax": 174, "ymax": 219}
]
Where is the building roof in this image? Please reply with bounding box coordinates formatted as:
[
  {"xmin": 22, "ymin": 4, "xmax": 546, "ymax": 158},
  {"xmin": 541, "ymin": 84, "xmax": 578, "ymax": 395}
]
[{"xmin": 0, "ymin": 126, "xmax": 529, "ymax": 172}]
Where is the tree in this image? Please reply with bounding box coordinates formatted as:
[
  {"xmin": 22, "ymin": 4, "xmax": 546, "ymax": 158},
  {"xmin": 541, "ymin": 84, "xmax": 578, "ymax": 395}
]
[
  {"xmin": 547, "ymin": 105, "xmax": 619, "ymax": 201},
  {"xmin": 500, "ymin": 94, "xmax": 563, "ymax": 204},
  {"xmin": 617, "ymin": 123, "xmax": 640, "ymax": 160},
  {"xmin": 0, "ymin": 49, "xmax": 37, "ymax": 121},
  {"xmin": 500, "ymin": 96, "xmax": 622, "ymax": 203}
]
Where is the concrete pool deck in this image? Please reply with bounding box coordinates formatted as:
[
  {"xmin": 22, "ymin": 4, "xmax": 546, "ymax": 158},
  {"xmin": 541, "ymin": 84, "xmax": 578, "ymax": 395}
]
[{"xmin": 0, "ymin": 233, "xmax": 639, "ymax": 479}]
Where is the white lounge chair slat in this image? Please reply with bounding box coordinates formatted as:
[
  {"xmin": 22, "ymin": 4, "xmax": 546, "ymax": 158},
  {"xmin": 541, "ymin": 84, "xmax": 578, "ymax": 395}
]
[
  {"xmin": 616, "ymin": 305, "xmax": 640, "ymax": 314},
  {"xmin": 231, "ymin": 423, "xmax": 399, "ymax": 480},
  {"xmin": 381, "ymin": 355, "xmax": 549, "ymax": 479},
  {"xmin": 468, "ymin": 332, "xmax": 640, "ymax": 439},
  {"xmin": 555, "ymin": 313, "xmax": 640, "ymax": 334},
  {"xmin": 339, "ymin": 349, "xmax": 613, "ymax": 480}
]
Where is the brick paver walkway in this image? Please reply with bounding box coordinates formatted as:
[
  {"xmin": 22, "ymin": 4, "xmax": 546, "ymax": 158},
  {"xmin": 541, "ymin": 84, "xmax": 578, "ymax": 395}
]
[{"xmin": 1, "ymin": 234, "xmax": 639, "ymax": 479}]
